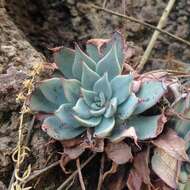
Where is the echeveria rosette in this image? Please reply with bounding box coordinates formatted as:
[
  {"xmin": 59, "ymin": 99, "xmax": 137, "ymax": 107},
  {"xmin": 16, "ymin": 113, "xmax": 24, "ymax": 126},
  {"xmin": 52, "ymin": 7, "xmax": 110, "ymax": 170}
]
[{"xmin": 30, "ymin": 32, "xmax": 167, "ymax": 141}]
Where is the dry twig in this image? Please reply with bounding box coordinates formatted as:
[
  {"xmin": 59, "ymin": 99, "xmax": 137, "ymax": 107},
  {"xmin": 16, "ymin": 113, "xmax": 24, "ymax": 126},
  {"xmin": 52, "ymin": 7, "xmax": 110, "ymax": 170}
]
[
  {"xmin": 57, "ymin": 153, "xmax": 97, "ymax": 190},
  {"xmin": 103, "ymin": 162, "xmax": 118, "ymax": 180},
  {"xmin": 24, "ymin": 161, "xmax": 59, "ymax": 184},
  {"xmin": 76, "ymin": 158, "xmax": 86, "ymax": 190},
  {"xmin": 91, "ymin": 4, "xmax": 190, "ymax": 47},
  {"xmin": 97, "ymin": 154, "xmax": 105, "ymax": 190},
  {"xmin": 137, "ymin": 0, "xmax": 176, "ymax": 71}
]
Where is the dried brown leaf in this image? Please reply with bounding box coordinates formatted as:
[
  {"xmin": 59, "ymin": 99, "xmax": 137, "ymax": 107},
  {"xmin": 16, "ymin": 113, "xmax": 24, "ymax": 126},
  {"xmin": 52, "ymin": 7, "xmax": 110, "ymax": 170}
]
[
  {"xmin": 152, "ymin": 129, "xmax": 189, "ymax": 161},
  {"xmin": 87, "ymin": 38, "xmax": 110, "ymax": 54},
  {"xmin": 81, "ymin": 137, "xmax": 104, "ymax": 152},
  {"xmin": 105, "ymin": 142, "xmax": 133, "ymax": 164},
  {"xmin": 151, "ymin": 148, "xmax": 181, "ymax": 189},
  {"xmin": 151, "ymin": 179, "xmax": 173, "ymax": 190},
  {"xmin": 109, "ymin": 126, "xmax": 138, "ymax": 146},
  {"xmin": 107, "ymin": 167, "xmax": 127, "ymax": 190},
  {"xmin": 127, "ymin": 169, "xmax": 142, "ymax": 190},
  {"xmin": 103, "ymin": 162, "xmax": 118, "ymax": 180},
  {"xmin": 64, "ymin": 146, "xmax": 85, "ymax": 160},
  {"xmin": 59, "ymin": 154, "xmax": 72, "ymax": 174},
  {"xmin": 61, "ymin": 137, "xmax": 84, "ymax": 148},
  {"xmin": 134, "ymin": 150, "xmax": 151, "ymax": 185}
]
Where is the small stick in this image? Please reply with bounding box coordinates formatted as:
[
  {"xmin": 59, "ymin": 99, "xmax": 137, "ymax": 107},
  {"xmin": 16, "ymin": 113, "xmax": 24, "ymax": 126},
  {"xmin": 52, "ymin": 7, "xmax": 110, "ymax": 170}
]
[
  {"xmin": 91, "ymin": 4, "xmax": 190, "ymax": 47},
  {"xmin": 137, "ymin": 0, "xmax": 176, "ymax": 71},
  {"xmin": 57, "ymin": 153, "xmax": 96, "ymax": 190},
  {"xmin": 25, "ymin": 116, "xmax": 35, "ymax": 145},
  {"xmin": 102, "ymin": 0, "xmax": 107, "ymax": 8},
  {"xmin": 103, "ymin": 162, "xmax": 118, "ymax": 180},
  {"xmin": 97, "ymin": 154, "xmax": 105, "ymax": 190},
  {"xmin": 76, "ymin": 158, "xmax": 86, "ymax": 190},
  {"xmin": 24, "ymin": 161, "xmax": 59, "ymax": 183}
]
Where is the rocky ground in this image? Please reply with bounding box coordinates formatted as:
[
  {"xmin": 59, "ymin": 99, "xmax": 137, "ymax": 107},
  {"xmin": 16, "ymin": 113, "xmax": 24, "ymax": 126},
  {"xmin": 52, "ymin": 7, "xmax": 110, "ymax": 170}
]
[{"xmin": 0, "ymin": 0, "xmax": 190, "ymax": 189}]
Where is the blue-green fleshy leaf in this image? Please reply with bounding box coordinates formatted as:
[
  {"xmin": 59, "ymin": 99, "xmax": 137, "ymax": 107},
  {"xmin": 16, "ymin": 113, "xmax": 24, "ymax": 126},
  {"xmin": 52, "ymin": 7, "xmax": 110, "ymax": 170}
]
[
  {"xmin": 87, "ymin": 32, "xmax": 124, "ymax": 65},
  {"xmin": 81, "ymin": 88, "xmax": 97, "ymax": 106},
  {"xmin": 30, "ymin": 89, "xmax": 58, "ymax": 113},
  {"xmin": 109, "ymin": 115, "xmax": 166, "ymax": 142},
  {"xmin": 111, "ymin": 31, "xmax": 124, "ymax": 67},
  {"xmin": 55, "ymin": 103, "xmax": 80, "ymax": 128},
  {"xmin": 134, "ymin": 81, "xmax": 166, "ymax": 114},
  {"xmin": 94, "ymin": 117, "xmax": 115, "ymax": 138},
  {"xmin": 117, "ymin": 93, "xmax": 139, "ymax": 120},
  {"xmin": 54, "ymin": 47, "xmax": 75, "ymax": 78},
  {"xmin": 43, "ymin": 116, "xmax": 85, "ymax": 140},
  {"xmin": 91, "ymin": 103, "xmax": 101, "ymax": 110},
  {"xmin": 39, "ymin": 78, "xmax": 67, "ymax": 106},
  {"xmin": 90, "ymin": 107, "xmax": 106, "ymax": 116},
  {"xmin": 72, "ymin": 44, "xmax": 96, "ymax": 80},
  {"xmin": 96, "ymin": 45, "xmax": 121, "ymax": 81},
  {"xmin": 74, "ymin": 115, "xmax": 102, "ymax": 127},
  {"xmin": 99, "ymin": 92, "xmax": 106, "ymax": 107},
  {"xmin": 62, "ymin": 79, "xmax": 81, "ymax": 104},
  {"xmin": 81, "ymin": 62, "xmax": 100, "ymax": 90},
  {"xmin": 86, "ymin": 43, "xmax": 101, "ymax": 63},
  {"xmin": 127, "ymin": 115, "xmax": 166, "ymax": 140},
  {"xmin": 73, "ymin": 98, "xmax": 92, "ymax": 119},
  {"xmin": 108, "ymin": 123, "xmax": 133, "ymax": 143},
  {"xmin": 93, "ymin": 73, "xmax": 112, "ymax": 100},
  {"xmin": 104, "ymin": 97, "xmax": 117, "ymax": 118},
  {"xmin": 111, "ymin": 74, "xmax": 133, "ymax": 105}
]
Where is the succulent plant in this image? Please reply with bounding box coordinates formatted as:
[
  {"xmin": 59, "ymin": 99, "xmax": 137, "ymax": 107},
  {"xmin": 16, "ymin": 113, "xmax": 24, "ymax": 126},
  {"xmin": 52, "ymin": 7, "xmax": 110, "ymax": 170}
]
[{"xmin": 30, "ymin": 32, "xmax": 167, "ymax": 141}]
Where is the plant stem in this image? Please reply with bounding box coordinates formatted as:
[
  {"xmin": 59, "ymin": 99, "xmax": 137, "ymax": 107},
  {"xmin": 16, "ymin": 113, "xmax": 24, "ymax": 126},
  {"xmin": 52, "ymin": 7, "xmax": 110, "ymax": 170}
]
[{"xmin": 57, "ymin": 153, "xmax": 96, "ymax": 190}]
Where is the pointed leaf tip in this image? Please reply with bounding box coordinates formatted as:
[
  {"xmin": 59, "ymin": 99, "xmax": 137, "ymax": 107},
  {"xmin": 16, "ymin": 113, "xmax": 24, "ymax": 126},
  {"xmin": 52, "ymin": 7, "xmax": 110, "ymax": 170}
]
[
  {"xmin": 81, "ymin": 62, "xmax": 100, "ymax": 90},
  {"xmin": 54, "ymin": 47, "xmax": 75, "ymax": 78},
  {"xmin": 96, "ymin": 44, "xmax": 121, "ymax": 81},
  {"xmin": 93, "ymin": 73, "xmax": 112, "ymax": 100},
  {"xmin": 72, "ymin": 44, "xmax": 96, "ymax": 80}
]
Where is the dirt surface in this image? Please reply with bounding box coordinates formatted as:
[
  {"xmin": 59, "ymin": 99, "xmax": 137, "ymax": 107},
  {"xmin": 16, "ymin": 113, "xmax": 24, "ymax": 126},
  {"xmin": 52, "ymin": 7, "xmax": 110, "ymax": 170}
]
[{"xmin": 0, "ymin": 0, "xmax": 190, "ymax": 189}]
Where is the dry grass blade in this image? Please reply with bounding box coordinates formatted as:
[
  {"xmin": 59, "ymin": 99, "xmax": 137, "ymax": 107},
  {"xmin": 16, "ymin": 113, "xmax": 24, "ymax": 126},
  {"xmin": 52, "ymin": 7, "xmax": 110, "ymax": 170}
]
[
  {"xmin": 24, "ymin": 161, "xmax": 59, "ymax": 184},
  {"xmin": 57, "ymin": 153, "xmax": 97, "ymax": 190},
  {"xmin": 8, "ymin": 116, "xmax": 35, "ymax": 190},
  {"xmin": 103, "ymin": 162, "xmax": 118, "ymax": 180},
  {"xmin": 97, "ymin": 154, "xmax": 105, "ymax": 190},
  {"xmin": 137, "ymin": 0, "xmax": 176, "ymax": 71},
  {"xmin": 76, "ymin": 158, "xmax": 86, "ymax": 190},
  {"xmin": 91, "ymin": 4, "xmax": 190, "ymax": 48}
]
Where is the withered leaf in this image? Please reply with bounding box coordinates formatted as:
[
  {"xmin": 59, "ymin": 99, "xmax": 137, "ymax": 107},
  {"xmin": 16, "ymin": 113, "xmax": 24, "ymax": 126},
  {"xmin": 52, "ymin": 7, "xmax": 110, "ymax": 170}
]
[
  {"xmin": 105, "ymin": 142, "xmax": 133, "ymax": 164},
  {"xmin": 152, "ymin": 179, "xmax": 173, "ymax": 190},
  {"xmin": 81, "ymin": 137, "xmax": 104, "ymax": 152},
  {"xmin": 151, "ymin": 148, "xmax": 181, "ymax": 189},
  {"xmin": 133, "ymin": 150, "xmax": 151, "ymax": 185},
  {"xmin": 109, "ymin": 126, "xmax": 138, "ymax": 145},
  {"xmin": 61, "ymin": 137, "xmax": 84, "ymax": 148},
  {"xmin": 152, "ymin": 129, "xmax": 189, "ymax": 161},
  {"xmin": 127, "ymin": 169, "xmax": 142, "ymax": 190},
  {"xmin": 107, "ymin": 167, "xmax": 127, "ymax": 190},
  {"xmin": 64, "ymin": 145, "xmax": 85, "ymax": 159}
]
